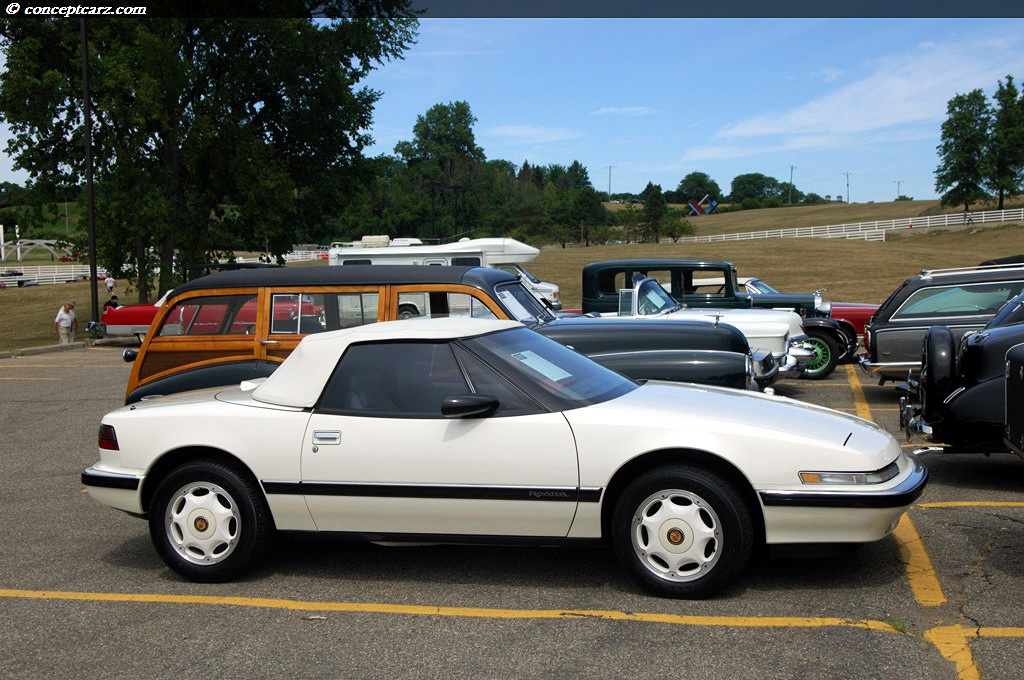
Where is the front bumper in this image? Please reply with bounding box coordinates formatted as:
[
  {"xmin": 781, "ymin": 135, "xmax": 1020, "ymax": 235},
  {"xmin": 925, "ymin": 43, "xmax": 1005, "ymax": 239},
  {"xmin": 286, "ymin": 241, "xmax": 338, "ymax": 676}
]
[
  {"xmin": 759, "ymin": 454, "xmax": 928, "ymax": 543},
  {"xmin": 777, "ymin": 342, "xmax": 815, "ymax": 378}
]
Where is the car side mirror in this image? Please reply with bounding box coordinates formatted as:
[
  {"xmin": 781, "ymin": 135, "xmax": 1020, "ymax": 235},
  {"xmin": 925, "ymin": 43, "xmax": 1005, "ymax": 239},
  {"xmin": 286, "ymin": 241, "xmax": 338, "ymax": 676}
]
[
  {"xmin": 441, "ymin": 394, "xmax": 499, "ymax": 418},
  {"xmin": 122, "ymin": 349, "xmax": 137, "ymax": 363}
]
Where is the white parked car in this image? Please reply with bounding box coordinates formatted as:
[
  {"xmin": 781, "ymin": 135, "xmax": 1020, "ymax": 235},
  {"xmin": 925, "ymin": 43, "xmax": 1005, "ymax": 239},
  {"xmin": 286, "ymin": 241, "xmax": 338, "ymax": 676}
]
[
  {"xmin": 83, "ymin": 317, "xmax": 926, "ymax": 598},
  {"xmin": 593, "ymin": 277, "xmax": 815, "ymax": 377}
]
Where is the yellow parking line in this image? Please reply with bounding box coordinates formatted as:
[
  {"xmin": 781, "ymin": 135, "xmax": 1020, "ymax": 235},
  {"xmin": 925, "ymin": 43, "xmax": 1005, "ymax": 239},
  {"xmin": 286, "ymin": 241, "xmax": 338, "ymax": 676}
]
[
  {"xmin": 0, "ymin": 588, "xmax": 900, "ymax": 631},
  {"xmin": 844, "ymin": 364, "xmax": 873, "ymax": 421},
  {"xmin": 920, "ymin": 501, "xmax": 1024, "ymax": 509},
  {"xmin": 892, "ymin": 515, "xmax": 946, "ymax": 606},
  {"xmin": 926, "ymin": 625, "xmax": 980, "ymax": 680}
]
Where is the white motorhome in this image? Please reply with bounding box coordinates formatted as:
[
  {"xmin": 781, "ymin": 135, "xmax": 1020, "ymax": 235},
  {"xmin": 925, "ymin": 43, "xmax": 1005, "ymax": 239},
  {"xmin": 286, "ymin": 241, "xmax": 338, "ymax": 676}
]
[{"xmin": 328, "ymin": 236, "xmax": 561, "ymax": 309}]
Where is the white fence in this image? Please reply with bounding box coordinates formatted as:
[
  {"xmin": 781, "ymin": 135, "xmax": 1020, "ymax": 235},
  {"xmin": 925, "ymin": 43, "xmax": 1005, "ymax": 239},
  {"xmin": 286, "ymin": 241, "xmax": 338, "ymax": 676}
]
[
  {"xmin": 0, "ymin": 264, "xmax": 108, "ymax": 288},
  {"xmin": 674, "ymin": 207, "xmax": 1024, "ymax": 244}
]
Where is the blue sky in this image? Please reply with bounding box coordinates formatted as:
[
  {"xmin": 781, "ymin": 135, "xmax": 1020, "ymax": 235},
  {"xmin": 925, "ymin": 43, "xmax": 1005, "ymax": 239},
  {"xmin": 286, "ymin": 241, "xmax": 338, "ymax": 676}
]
[{"xmin": 3, "ymin": 18, "xmax": 1023, "ymax": 203}]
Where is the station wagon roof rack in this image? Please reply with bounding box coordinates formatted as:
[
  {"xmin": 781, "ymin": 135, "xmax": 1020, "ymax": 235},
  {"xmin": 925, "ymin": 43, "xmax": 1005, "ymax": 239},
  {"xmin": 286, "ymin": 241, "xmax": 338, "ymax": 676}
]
[{"xmin": 919, "ymin": 262, "xmax": 1024, "ymax": 278}]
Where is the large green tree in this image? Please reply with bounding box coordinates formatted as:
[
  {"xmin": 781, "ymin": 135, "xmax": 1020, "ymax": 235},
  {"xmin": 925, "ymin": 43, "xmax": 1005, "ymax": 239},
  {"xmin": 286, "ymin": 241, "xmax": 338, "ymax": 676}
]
[
  {"xmin": 986, "ymin": 75, "xmax": 1024, "ymax": 210},
  {"xmin": 935, "ymin": 89, "xmax": 991, "ymax": 212},
  {"xmin": 0, "ymin": 9, "xmax": 416, "ymax": 300},
  {"xmin": 394, "ymin": 100, "xmax": 485, "ymax": 239},
  {"xmin": 675, "ymin": 172, "xmax": 722, "ymax": 202},
  {"xmin": 728, "ymin": 173, "xmax": 780, "ymax": 203}
]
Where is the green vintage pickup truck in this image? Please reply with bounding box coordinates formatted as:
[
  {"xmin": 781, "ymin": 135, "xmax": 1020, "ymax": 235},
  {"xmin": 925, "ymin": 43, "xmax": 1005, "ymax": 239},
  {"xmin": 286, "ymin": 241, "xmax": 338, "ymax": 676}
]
[{"xmin": 580, "ymin": 258, "xmax": 857, "ymax": 379}]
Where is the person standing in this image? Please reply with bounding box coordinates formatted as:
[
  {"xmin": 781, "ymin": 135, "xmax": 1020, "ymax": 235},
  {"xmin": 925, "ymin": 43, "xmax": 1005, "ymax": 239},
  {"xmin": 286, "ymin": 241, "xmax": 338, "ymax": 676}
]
[
  {"xmin": 54, "ymin": 301, "xmax": 77, "ymax": 344},
  {"xmin": 105, "ymin": 275, "xmax": 115, "ymax": 293}
]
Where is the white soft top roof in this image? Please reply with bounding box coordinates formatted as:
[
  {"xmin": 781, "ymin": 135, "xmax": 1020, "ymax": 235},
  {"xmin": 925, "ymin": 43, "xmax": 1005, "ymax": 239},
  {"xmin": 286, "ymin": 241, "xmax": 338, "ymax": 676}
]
[{"xmin": 251, "ymin": 317, "xmax": 523, "ymax": 408}]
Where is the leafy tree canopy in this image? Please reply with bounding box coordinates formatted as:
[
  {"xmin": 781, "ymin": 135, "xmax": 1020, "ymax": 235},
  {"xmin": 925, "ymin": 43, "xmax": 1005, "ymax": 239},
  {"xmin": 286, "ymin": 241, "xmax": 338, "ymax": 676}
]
[
  {"xmin": 0, "ymin": 8, "xmax": 417, "ymax": 300},
  {"xmin": 675, "ymin": 172, "xmax": 722, "ymax": 202},
  {"xmin": 935, "ymin": 88, "xmax": 991, "ymax": 212}
]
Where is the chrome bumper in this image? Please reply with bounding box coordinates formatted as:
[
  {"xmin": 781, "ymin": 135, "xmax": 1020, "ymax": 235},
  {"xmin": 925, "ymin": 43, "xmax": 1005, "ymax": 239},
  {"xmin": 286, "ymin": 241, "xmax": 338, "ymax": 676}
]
[
  {"xmin": 898, "ymin": 396, "xmax": 934, "ymax": 442},
  {"xmin": 858, "ymin": 356, "xmax": 920, "ymax": 380},
  {"xmin": 777, "ymin": 343, "xmax": 815, "ymax": 377}
]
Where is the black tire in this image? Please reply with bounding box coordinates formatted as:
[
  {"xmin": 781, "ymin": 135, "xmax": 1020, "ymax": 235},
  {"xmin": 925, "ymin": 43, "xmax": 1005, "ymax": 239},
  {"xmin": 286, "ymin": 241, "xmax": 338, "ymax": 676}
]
[
  {"xmin": 921, "ymin": 325, "xmax": 955, "ymax": 422},
  {"xmin": 801, "ymin": 330, "xmax": 840, "ymax": 380},
  {"xmin": 397, "ymin": 304, "xmax": 420, "ymax": 320},
  {"xmin": 148, "ymin": 460, "xmax": 272, "ymax": 582},
  {"xmin": 611, "ymin": 465, "xmax": 753, "ymax": 599}
]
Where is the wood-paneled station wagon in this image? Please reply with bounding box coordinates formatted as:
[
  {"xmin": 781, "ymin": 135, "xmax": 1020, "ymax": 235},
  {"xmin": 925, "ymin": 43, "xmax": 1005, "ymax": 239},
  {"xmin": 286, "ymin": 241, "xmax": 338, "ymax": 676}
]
[{"xmin": 124, "ymin": 265, "xmax": 779, "ymax": 404}]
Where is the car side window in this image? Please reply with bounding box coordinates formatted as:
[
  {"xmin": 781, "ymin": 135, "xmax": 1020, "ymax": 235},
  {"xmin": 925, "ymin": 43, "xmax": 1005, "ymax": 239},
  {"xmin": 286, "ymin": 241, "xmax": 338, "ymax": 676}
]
[
  {"xmin": 318, "ymin": 342, "xmax": 469, "ymax": 418},
  {"xmin": 397, "ymin": 292, "xmax": 497, "ymax": 320},
  {"xmin": 157, "ymin": 295, "xmax": 258, "ymax": 336},
  {"xmin": 270, "ymin": 292, "xmax": 378, "ymax": 334},
  {"xmin": 892, "ymin": 281, "xmax": 1024, "ymax": 320},
  {"xmin": 452, "ymin": 346, "xmax": 542, "ymax": 416}
]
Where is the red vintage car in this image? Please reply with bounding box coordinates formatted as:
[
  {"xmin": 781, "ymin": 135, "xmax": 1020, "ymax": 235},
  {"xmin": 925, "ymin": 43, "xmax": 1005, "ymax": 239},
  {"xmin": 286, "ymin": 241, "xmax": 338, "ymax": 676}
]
[
  {"xmin": 101, "ymin": 294, "xmax": 322, "ymax": 341},
  {"xmin": 737, "ymin": 278, "xmax": 878, "ymax": 341}
]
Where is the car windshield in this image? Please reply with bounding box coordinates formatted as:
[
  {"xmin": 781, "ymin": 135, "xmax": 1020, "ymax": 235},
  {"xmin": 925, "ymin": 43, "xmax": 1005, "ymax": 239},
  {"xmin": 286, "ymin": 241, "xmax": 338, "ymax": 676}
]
[
  {"xmin": 635, "ymin": 278, "xmax": 679, "ymax": 315},
  {"xmin": 986, "ymin": 293, "xmax": 1024, "ymax": 328},
  {"xmin": 462, "ymin": 327, "xmax": 636, "ymax": 409},
  {"xmin": 493, "ymin": 282, "xmax": 555, "ymax": 324},
  {"xmin": 516, "ymin": 265, "xmax": 541, "ymax": 284}
]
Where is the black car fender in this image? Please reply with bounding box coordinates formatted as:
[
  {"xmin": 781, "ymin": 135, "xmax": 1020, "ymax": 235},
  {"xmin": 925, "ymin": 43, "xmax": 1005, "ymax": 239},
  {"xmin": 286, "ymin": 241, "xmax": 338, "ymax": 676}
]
[{"xmin": 801, "ymin": 317, "xmax": 857, "ymax": 358}]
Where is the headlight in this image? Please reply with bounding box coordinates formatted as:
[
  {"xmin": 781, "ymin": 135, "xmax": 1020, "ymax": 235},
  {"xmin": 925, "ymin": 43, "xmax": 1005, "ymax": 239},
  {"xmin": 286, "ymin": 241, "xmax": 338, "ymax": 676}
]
[
  {"xmin": 799, "ymin": 460, "xmax": 900, "ymax": 485},
  {"xmin": 816, "ymin": 301, "xmax": 832, "ymax": 316}
]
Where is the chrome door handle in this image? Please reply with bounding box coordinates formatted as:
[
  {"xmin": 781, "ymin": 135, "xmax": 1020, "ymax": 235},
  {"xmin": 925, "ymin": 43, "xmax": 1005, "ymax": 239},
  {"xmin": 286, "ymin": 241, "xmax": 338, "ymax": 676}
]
[
  {"xmin": 261, "ymin": 339, "xmax": 280, "ymax": 345},
  {"xmin": 312, "ymin": 430, "xmax": 341, "ymax": 445}
]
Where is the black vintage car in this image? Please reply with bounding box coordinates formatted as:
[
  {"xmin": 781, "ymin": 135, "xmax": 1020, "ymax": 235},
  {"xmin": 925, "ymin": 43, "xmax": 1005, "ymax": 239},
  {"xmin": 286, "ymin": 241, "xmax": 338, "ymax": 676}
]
[
  {"xmin": 862, "ymin": 263, "xmax": 1024, "ymax": 384},
  {"xmin": 900, "ymin": 289, "xmax": 1024, "ymax": 453},
  {"xmin": 579, "ymin": 259, "xmax": 855, "ymax": 379},
  {"xmin": 123, "ymin": 265, "xmax": 773, "ymax": 403}
]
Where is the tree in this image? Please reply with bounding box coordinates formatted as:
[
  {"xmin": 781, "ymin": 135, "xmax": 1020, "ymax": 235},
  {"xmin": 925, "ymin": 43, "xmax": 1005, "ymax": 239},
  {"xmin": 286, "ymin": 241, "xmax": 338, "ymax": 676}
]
[
  {"xmin": 935, "ymin": 89, "xmax": 991, "ymax": 212},
  {"xmin": 675, "ymin": 172, "xmax": 722, "ymax": 203},
  {"xmin": 566, "ymin": 160, "xmax": 592, "ymax": 190},
  {"xmin": 729, "ymin": 173, "xmax": 781, "ymax": 202},
  {"xmin": 639, "ymin": 182, "xmax": 667, "ymax": 242},
  {"xmin": 0, "ymin": 9, "xmax": 417, "ymax": 300},
  {"xmin": 986, "ymin": 75, "xmax": 1024, "ymax": 210}
]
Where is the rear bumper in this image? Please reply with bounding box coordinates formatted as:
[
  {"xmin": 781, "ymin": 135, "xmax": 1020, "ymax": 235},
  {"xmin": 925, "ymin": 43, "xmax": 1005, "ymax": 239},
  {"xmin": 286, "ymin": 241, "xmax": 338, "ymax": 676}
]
[{"xmin": 858, "ymin": 356, "xmax": 919, "ymax": 381}]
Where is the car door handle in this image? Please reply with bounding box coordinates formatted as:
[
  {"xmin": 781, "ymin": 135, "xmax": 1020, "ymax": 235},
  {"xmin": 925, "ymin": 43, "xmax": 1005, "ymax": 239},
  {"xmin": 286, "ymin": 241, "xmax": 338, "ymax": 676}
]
[
  {"xmin": 312, "ymin": 430, "xmax": 341, "ymax": 445},
  {"xmin": 261, "ymin": 340, "xmax": 280, "ymax": 345}
]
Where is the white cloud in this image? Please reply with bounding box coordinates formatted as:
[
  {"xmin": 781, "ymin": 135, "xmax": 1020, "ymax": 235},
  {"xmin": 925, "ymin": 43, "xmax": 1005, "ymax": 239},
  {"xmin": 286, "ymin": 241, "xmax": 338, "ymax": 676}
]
[
  {"xmin": 716, "ymin": 30, "xmax": 1024, "ymax": 145},
  {"xmin": 483, "ymin": 125, "xmax": 585, "ymax": 145},
  {"xmin": 810, "ymin": 67, "xmax": 842, "ymax": 83},
  {"xmin": 589, "ymin": 106, "xmax": 659, "ymax": 116},
  {"xmin": 682, "ymin": 136, "xmax": 843, "ymax": 162}
]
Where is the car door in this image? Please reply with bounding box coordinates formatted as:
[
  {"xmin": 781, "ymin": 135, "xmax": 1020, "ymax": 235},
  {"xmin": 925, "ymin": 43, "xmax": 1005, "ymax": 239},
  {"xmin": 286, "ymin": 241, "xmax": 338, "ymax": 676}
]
[{"xmin": 300, "ymin": 339, "xmax": 580, "ymax": 537}]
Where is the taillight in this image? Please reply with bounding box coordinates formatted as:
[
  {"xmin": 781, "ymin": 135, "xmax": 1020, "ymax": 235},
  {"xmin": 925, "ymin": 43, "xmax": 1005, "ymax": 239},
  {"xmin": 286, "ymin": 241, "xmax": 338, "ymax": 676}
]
[
  {"xmin": 98, "ymin": 424, "xmax": 119, "ymax": 451},
  {"xmin": 864, "ymin": 330, "xmax": 872, "ymax": 352}
]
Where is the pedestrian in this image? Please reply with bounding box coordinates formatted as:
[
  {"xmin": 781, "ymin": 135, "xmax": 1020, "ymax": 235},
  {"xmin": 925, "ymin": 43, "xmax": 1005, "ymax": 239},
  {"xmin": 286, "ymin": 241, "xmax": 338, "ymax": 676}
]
[
  {"xmin": 105, "ymin": 275, "xmax": 115, "ymax": 293},
  {"xmin": 54, "ymin": 301, "xmax": 77, "ymax": 344},
  {"xmin": 103, "ymin": 294, "xmax": 119, "ymax": 310}
]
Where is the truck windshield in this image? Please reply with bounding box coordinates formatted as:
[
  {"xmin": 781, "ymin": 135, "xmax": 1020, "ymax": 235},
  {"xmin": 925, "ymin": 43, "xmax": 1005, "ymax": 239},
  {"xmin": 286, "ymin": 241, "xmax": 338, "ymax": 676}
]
[{"xmin": 494, "ymin": 282, "xmax": 555, "ymax": 325}]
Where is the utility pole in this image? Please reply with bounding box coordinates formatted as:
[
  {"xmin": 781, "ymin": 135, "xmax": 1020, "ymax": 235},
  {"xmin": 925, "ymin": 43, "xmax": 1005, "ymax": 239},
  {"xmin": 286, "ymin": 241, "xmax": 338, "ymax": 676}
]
[
  {"xmin": 81, "ymin": 18, "xmax": 99, "ymax": 326},
  {"xmin": 843, "ymin": 172, "xmax": 851, "ymax": 204},
  {"xmin": 894, "ymin": 180, "xmax": 902, "ymax": 199},
  {"xmin": 788, "ymin": 165, "xmax": 796, "ymax": 204},
  {"xmin": 606, "ymin": 166, "xmax": 614, "ymax": 199}
]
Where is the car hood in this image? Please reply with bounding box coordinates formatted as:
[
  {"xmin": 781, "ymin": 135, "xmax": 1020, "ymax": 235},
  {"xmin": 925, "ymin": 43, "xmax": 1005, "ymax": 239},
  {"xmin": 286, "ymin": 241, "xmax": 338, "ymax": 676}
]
[{"xmin": 565, "ymin": 380, "xmax": 898, "ymax": 480}]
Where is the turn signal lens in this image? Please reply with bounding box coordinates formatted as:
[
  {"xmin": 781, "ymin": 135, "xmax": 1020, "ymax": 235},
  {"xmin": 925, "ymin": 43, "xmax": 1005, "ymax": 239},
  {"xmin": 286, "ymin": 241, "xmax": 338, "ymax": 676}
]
[
  {"xmin": 98, "ymin": 424, "xmax": 119, "ymax": 451},
  {"xmin": 800, "ymin": 461, "xmax": 900, "ymax": 485}
]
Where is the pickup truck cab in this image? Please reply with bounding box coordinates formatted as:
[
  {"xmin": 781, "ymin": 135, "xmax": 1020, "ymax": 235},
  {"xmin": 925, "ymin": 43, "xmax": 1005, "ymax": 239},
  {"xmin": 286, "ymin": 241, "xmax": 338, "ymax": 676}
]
[{"xmin": 581, "ymin": 259, "xmax": 852, "ymax": 379}]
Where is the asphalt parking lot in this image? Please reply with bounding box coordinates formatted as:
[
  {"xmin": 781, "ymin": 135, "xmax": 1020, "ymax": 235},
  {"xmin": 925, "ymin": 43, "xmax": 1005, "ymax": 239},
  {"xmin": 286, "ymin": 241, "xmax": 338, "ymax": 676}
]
[{"xmin": 1, "ymin": 347, "xmax": 1022, "ymax": 679}]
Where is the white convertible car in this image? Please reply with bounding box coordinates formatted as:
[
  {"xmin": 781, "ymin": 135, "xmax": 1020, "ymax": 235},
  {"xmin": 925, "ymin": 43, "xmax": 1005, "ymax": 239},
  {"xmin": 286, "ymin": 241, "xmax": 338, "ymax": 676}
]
[
  {"xmin": 593, "ymin": 277, "xmax": 815, "ymax": 378},
  {"xmin": 83, "ymin": 318, "xmax": 927, "ymax": 598}
]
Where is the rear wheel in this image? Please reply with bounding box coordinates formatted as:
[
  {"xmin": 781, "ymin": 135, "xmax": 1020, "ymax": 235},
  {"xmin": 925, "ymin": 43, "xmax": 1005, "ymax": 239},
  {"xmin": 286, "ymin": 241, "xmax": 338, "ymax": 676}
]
[
  {"xmin": 801, "ymin": 330, "xmax": 839, "ymax": 380},
  {"xmin": 611, "ymin": 466, "xmax": 753, "ymax": 598},
  {"xmin": 148, "ymin": 460, "xmax": 272, "ymax": 582},
  {"xmin": 397, "ymin": 304, "xmax": 420, "ymax": 320}
]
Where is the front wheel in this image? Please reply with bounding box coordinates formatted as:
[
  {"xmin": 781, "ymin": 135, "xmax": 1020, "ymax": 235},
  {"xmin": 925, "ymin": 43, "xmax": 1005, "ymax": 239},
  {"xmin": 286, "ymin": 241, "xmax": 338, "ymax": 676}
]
[
  {"xmin": 611, "ymin": 466, "xmax": 753, "ymax": 598},
  {"xmin": 801, "ymin": 330, "xmax": 839, "ymax": 380},
  {"xmin": 148, "ymin": 460, "xmax": 272, "ymax": 582}
]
